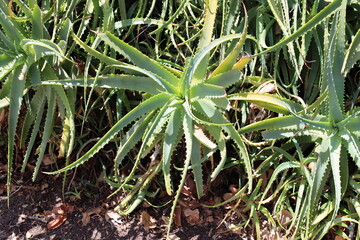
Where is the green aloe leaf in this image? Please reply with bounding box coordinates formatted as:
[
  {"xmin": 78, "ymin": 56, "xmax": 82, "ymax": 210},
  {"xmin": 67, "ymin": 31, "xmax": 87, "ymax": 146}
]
[
  {"xmin": 21, "ymin": 39, "xmax": 68, "ymax": 63},
  {"xmin": 345, "ymin": 116, "xmax": 360, "ymax": 136},
  {"xmin": 262, "ymin": 128, "xmax": 324, "ymax": 140},
  {"xmin": 42, "ymin": 75, "xmax": 164, "ymax": 94},
  {"xmin": 192, "ymin": 0, "xmax": 218, "ymax": 85},
  {"xmin": 182, "ymin": 33, "xmax": 248, "ymax": 92},
  {"xmin": 238, "ymin": 115, "xmax": 306, "ymax": 135},
  {"xmin": 193, "ymin": 99, "xmax": 252, "ymax": 191},
  {"xmin": 98, "ymin": 32, "xmax": 179, "ymax": 89},
  {"xmin": 162, "ymin": 108, "xmax": 183, "ymax": 195},
  {"xmin": 205, "ymin": 125, "xmax": 226, "ymax": 181},
  {"xmin": 7, "ymin": 66, "xmax": 26, "ymax": 205},
  {"xmin": 33, "ymin": 87, "xmax": 56, "ymax": 181},
  {"xmin": 31, "ymin": 5, "xmax": 43, "ymax": 40},
  {"xmin": 21, "ymin": 92, "xmax": 46, "ymax": 172},
  {"xmin": 115, "ymin": 113, "xmax": 156, "ymax": 165},
  {"xmin": 310, "ymin": 139, "xmax": 331, "ymax": 212},
  {"xmin": 0, "ymin": 54, "xmax": 22, "ymax": 81},
  {"xmin": 209, "ymin": 8, "xmax": 247, "ymax": 78},
  {"xmin": 190, "ymin": 136, "xmax": 203, "ymax": 198},
  {"xmin": 72, "ymin": 33, "xmax": 121, "ymax": 66},
  {"xmin": 342, "ymin": 29, "xmax": 360, "ymax": 76},
  {"xmin": 44, "ymin": 93, "xmax": 171, "ymax": 175},
  {"xmin": 329, "ymin": 135, "xmax": 342, "ymax": 219},
  {"xmin": 229, "ymin": 92, "xmax": 303, "ymax": 115},
  {"xmin": 0, "ymin": 6, "xmax": 24, "ymax": 44},
  {"xmin": 340, "ymin": 128, "xmax": 360, "ymax": 168},
  {"xmin": 206, "ymin": 69, "xmax": 242, "ymax": 88},
  {"xmin": 190, "ymin": 83, "xmax": 226, "ymax": 101},
  {"xmin": 53, "ymin": 86, "xmax": 75, "ymax": 158},
  {"xmin": 167, "ymin": 113, "xmax": 193, "ymax": 238},
  {"xmin": 253, "ymin": 0, "xmax": 342, "ymax": 57},
  {"xmin": 325, "ymin": 13, "xmax": 344, "ymax": 123},
  {"xmin": 257, "ymin": 149, "xmax": 302, "ymax": 205}
]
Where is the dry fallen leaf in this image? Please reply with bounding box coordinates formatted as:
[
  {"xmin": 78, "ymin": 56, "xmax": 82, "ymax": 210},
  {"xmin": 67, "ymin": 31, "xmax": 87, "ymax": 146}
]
[
  {"xmin": 181, "ymin": 176, "xmax": 196, "ymax": 198},
  {"xmin": 279, "ymin": 209, "xmax": 292, "ymax": 225},
  {"xmin": 256, "ymin": 82, "xmax": 276, "ymax": 93},
  {"xmin": 45, "ymin": 203, "xmax": 74, "ymax": 230},
  {"xmin": 168, "ymin": 234, "xmax": 181, "ymax": 240},
  {"xmin": 47, "ymin": 215, "xmax": 67, "ymax": 230},
  {"xmin": 42, "ymin": 155, "xmax": 56, "ymax": 166},
  {"xmin": 259, "ymin": 169, "xmax": 274, "ymax": 191},
  {"xmin": 105, "ymin": 210, "xmax": 122, "ymax": 225},
  {"xmin": 228, "ymin": 185, "xmax": 239, "ymax": 194},
  {"xmin": 41, "ymin": 183, "xmax": 49, "ymax": 190},
  {"xmin": 0, "ymin": 184, "xmax": 5, "ymax": 195},
  {"xmin": 205, "ymin": 216, "xmax": 214, "ymax": 223},
  {"xmin": 334, "ymin": 236, "xmax": 346, "ymax": 240},
  {"xmin": 140, "ymin": 211, "xmax": 157, "ymax": 230},
  {"xmin": 26, "ymin": 226, "xmax": 46, "ymax": 239},
  {"xmin": 178, "ymin": 199, "xmax": 201, "ymax": 209},
  {"xmin": 142, "ymin": 201, "xmax": 151, "ymax": 208},
  {"xmin": 183, "ymin": 208, "xmax": 200, "ymax": 224},
  {"xmin": 228, "ymin": 223, "xmax": 242, "ymax": 235},
  {"xmin": 308, "ymin": 162, "xmax": 315, "ymax": 171},
  {"xmin": 223, "ymin": 192, "xmax": 234, "ymax": 201},
  {"xmin": 174, "ymin": 205, "xmax": 182, "ymax": 226},
  {"xmin": 161, "ymin": 216, "xmax": 170, "ymax": 225},
  {"xmin": 0, "ymin": 163, "xmax": 8, "ymax": 172},
  {"xmin": 82, "ymin": 207, "xmax": 105, "ymax": 226}
]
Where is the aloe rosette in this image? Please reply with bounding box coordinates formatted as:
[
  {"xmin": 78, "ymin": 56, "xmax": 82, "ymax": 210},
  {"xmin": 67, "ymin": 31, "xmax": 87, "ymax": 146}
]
[
  {"xmin": 0, "ymin": 1, "xmax": 77, "ymax": 205},
  {"xmin": 230, "ymin": 0, "xmax": 360, "ymax": 238},
  {"xmin": 42, "ymin": 0, "xmax": 253, "ymax": 236}
]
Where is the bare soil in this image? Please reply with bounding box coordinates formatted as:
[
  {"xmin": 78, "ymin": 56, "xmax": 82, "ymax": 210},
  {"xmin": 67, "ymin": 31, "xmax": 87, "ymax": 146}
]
[{"xmin": 0, "ymin": 170, "xmax": 250, "ymax": 240}]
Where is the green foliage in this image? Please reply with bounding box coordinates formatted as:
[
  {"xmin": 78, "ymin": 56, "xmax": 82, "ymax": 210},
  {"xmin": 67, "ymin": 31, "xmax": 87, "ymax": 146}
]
[
  {"xmin": 0, "ymin": 0, "xmax": 76, "ymax": 205},
  {"xmin": 1, "ymin": 0, "xmax": 359, "ymax": 239},
  {"xmin": 231, "ymin": 0, "xmax": 360, "ymax": 238},
  {"xmin": 42, "ymin": 0, "xmax": 253, "ymax": 237}
]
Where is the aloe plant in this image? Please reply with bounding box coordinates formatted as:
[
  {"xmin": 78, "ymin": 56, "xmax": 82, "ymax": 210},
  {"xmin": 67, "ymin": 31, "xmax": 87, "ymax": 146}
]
[
  {"xmin": 0, "ymin": 1, "xmax": 78, "ymax": 204},
  {"xmin": 42, "ymin": 0, "xmax": 253, "ymax": 236},
  {"xmin": 230, "ymin": 0, "xmax": 360, "ymax": 238}
]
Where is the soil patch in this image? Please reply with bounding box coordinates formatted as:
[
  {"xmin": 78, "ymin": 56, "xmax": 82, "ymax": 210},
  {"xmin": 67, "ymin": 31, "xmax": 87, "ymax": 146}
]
[{"xmin": 0, "ymin": 172, "xmax": 247, "ymax": 240}]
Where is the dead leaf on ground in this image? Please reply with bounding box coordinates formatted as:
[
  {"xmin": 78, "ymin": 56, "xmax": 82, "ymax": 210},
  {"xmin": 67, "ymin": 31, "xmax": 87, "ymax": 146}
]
[
  {"xmin": 183, "ymin": 208, "xmax": 200, "ymax": 224},
  {"xmin": 0, "ymin": 184, "xmax": 5, "ymax": 195},
  {"xmin": 105, "ymin": 210, "xmax": 122, "ymax": 225},
  {"xmin": 0, "ymin": 163, "xmax": 7, "ymax": 172},
  {"xmin": 26, "ymin": 225, "xmax": 46, "ymax": 239},
  {"xmin": 228, "ymin": 223, "xmax": 242, "ymax": 234},
  {"xmin": 259, "ymin": 169, "xmax": 273, "ymax": 191},
  {"xmin": 42, "ymin": 154, "xmax": 56, "ymax": 166},
  {"xmin": 45, "ymin": 203, "xmax": 74, "ymax": 230},
  {"xmin": 334, "ymin": 236, "xmax": 346, "ymax": 240},
  {"xmin": 47, "ymin": 215, "xmax": 67, "ymax": 230},
  {"xmin": 174, "ymin": 205, "xmax": 182, "ymax": 226},
  {"xmin": 168, "ymin": 234, "xmax": 181, "ymax": 240},
  {"xmin": 179, "ymin": 198, "xmax": 201, "ymax": 209},
  {"xmin": 82, "ymin": 207, "xmax": 105, "ymax": 226},
  {"xmin": 223, "ymin": 192, "xmax": 235, "ymax": 201},
  {"xmin": 203, "ymin": 197, "xmax": 217, "ymax": 205},
  {"xmin": 205, "ymin": 216, "xmax": 214, "ymax": 223},
  {"xmin": 140, "ymin": 211, "xmax": 156, "ymax": 230},
  {"xmin": 161, "ymin": 216, "xmax": 170, "ymax": 225},
  {"xmin": 229, "ymin": 185, "xmax": 239, "ymax": 194},
  {"xmin": 142, "ymin": 201, "xmax": 151, "ymax": 208},
  {"xmin": 279, "ymin": 209, "xmax": 292, "ymax": 225},
  {"xmin": 308, "ymin": 162, "xmax": 315, "ymax": 171},
  {"xmin": 41, "ymin": 183, "xmax": 49, "ymax": 190},
  {"xmin": 181, "ymin": 175, "xmax": 196, "ymax": 198},
  {"xmin": 256, "ymin": 82, "xmax": 276, "ymax": 93}
]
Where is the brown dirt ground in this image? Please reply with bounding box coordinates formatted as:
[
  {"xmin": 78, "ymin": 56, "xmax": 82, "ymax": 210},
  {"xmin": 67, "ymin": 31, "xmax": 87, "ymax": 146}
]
[{"xmin": 0, "ymin": 170, "xmax": 254, "ymax": 240}]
